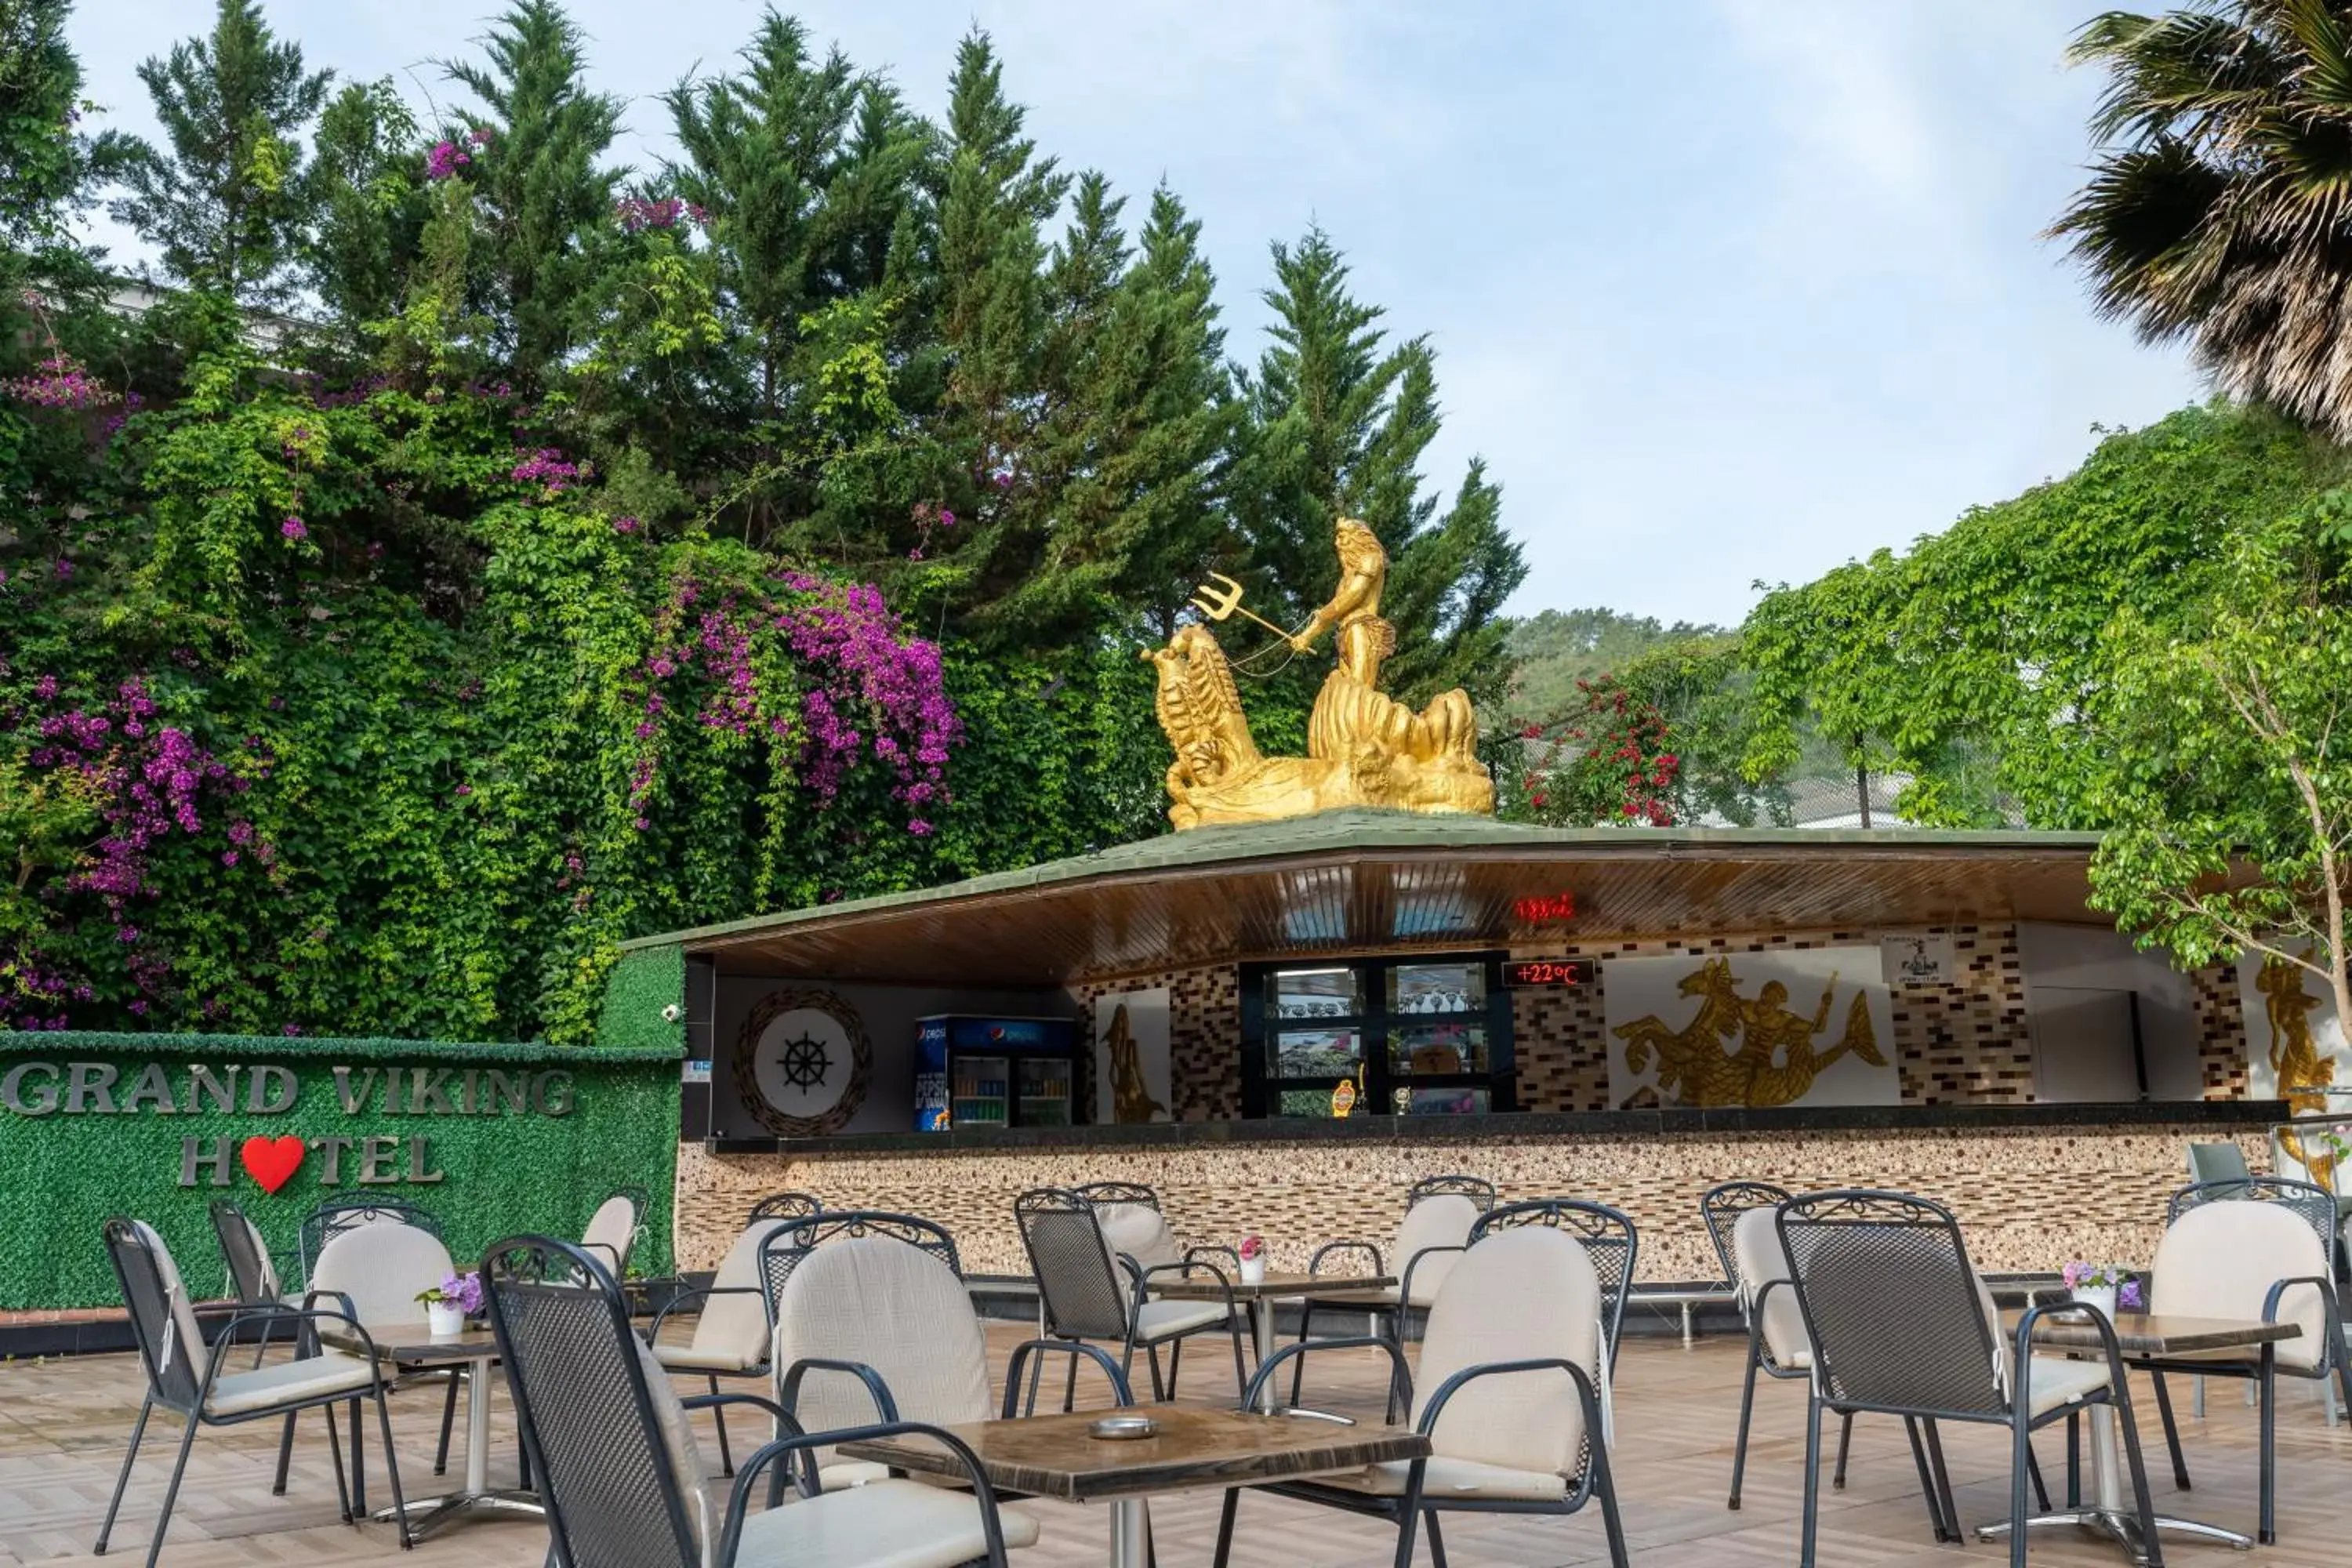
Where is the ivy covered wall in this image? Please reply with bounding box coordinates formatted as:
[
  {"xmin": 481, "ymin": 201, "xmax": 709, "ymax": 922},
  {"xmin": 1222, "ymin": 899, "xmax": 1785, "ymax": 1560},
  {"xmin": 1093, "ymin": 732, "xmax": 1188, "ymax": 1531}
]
[{"xmin": 0, "ymin": 1032, "xmax": 681, "ymax": 1308}]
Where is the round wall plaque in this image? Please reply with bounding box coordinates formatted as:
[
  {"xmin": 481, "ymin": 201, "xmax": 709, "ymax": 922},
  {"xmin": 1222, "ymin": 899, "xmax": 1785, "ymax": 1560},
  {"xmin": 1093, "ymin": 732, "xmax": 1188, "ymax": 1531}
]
[{"xmin": 735, "ymin": 988, "xmax": 870, "ymax": 1138}]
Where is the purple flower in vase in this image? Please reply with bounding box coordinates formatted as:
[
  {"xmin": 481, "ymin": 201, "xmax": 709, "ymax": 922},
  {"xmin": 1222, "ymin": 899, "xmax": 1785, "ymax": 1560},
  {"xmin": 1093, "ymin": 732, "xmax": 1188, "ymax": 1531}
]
[{"xmin": 2118, "ymin": 1279, "xmax": 2143, "ymax": 1312}]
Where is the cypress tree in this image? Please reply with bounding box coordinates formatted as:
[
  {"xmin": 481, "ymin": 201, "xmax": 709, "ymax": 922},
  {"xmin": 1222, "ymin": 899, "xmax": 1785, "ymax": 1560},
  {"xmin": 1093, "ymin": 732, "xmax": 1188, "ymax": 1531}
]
[
  {"xmin": 109, "ymin": 0, "xmax": 330, "ymax": 305},
  {"xmin": 443, "ymin": 0, "xmax": 623, "ymax": 387},
  {"xmin": 1232, "ymin": 227, "xmax": 1522, "ymax": 706},
  {"xmin": 303, "ymin": 78, "xmax": 426, "ymax": 338},
  {"xmin": 1, "ymin": 0, "xmax": 128, "ymax": 264},
  {"xmin": 932, "ymin": 29, "xmax": 1066, "ymax": 641}
]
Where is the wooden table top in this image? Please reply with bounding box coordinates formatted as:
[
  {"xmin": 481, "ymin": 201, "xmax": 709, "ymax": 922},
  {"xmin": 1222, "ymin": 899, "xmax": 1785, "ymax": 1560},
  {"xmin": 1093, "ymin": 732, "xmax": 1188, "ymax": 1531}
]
[
  {"xmin": 836, "ymin": 1404, "xmax": 1429, "ymax": 1503},
  {"xmin": 323, "ymin": 1321, "xmax": 500, "ymax": 1362},
  {"xmin": 2019, "ymin": 1312, "xmax": 2301, "ymax": 1356},
  {"xmin": 1151, "ymin": 1272, "xmax": 1392, "ymax": 1302}
]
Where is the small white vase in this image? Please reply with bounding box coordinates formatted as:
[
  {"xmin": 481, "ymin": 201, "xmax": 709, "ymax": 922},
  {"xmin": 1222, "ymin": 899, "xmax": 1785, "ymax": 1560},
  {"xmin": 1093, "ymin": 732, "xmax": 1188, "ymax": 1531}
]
[
  {"xmin": 426, "ymin": 1301, "xmax": 466, "ymax": 1338},
  {"xmin": 1239, "ymin": 1256, "xmax": 1266, "ymax": 1287},
  {"xmin": 2073, "ymin": 1285, "xmax": 2118, "ymax": 1322}
]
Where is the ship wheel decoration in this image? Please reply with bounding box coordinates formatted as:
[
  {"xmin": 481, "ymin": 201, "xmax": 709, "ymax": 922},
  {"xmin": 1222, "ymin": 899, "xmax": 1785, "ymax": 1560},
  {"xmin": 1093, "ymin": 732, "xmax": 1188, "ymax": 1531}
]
[{"xmin": 736, "ymin": 987, "xmax": 870, "ymax": 1138}]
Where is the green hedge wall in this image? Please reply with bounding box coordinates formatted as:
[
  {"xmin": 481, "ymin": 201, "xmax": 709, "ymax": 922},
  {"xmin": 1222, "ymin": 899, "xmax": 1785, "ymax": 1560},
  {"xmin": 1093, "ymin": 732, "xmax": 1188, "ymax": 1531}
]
[
  {"xmin": 0, "ymin": 1033, "xmax": 681, "ymax": 1309},
  {"xmin": 597, "ymin": 944, "xmax": 688, "ymax": 1054}
]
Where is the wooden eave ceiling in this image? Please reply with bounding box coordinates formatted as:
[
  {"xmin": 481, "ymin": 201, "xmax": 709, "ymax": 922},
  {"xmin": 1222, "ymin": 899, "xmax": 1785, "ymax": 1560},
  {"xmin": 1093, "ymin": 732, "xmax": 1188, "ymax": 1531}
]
[{"xmin": 686, "ymin": 842, "xmax": 2099, "ymax": 988}]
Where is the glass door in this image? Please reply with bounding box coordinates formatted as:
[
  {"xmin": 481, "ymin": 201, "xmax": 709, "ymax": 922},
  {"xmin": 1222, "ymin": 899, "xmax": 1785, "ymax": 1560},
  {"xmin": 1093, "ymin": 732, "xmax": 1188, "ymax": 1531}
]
[
  {"xmin": 1387, "ymin": 960, "xmax": 1494, "ymax": 1115},
  {"xmin": 1262, "ymin": 966, "xmax": 1367, "ymax": 1116},
  {"xmin": 1016, "ymin": 1054, "xmax": 1073, "ymax": 1127},
  {"xmin": 951, "ymin": 1053, "xmax": 1010, "ymax": 1129}
]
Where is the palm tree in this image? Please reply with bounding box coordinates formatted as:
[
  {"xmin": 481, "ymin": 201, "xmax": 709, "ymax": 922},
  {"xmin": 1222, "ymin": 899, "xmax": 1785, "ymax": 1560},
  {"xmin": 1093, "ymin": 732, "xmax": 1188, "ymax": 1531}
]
[{"xmin": 2054, "ymin": 3, "xmax": 2352, "ymax": 439}]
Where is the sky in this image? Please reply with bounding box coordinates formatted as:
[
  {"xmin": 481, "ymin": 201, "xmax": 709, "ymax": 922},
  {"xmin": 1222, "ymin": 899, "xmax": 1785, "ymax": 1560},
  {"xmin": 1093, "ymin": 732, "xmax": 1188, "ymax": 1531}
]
[{"xmin": 66, "ymin": 1, "xmax": 2203, "ymax": 627}]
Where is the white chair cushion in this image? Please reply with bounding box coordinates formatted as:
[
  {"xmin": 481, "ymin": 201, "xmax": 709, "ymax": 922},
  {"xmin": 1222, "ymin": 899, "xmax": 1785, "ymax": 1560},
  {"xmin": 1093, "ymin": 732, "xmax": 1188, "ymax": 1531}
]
[
  {"xmin": 310, "ymin": 1221, "xmax": 456, "ymax": 1328},
  {"xmin": 1730, "ymin": 1207, "xmax": 1810, "ymax": 1370},
  {"xmin": 583, "ymin": 1194, "xmax": 639, "ymax": 1272},
  {"xmin": 655, "ymin": 1344, "xmax": 768, "ymax": 1374},
  {"xmin": 1097, "ymin": 1203, "xmax": 1183, "ymax": 1272},
  {"xmin": 2152, "ymin": 1201, "xmax": 2332, "ymax": 1373},
  {"xmin": 206, "ymin": 1350, "xmax": 378, "ymax": 1417},
  {"xmin": 2023, "ymin": 1355, "xmax": 2111, "ymax": 1419},
  {"xmin": 1413, "ymin": 1225, "xmax": 1601, "ymax": 1482},
  {"xmin": 817, "ymin": 1458, "xmax": 894, "ymax": 1490},
  {"xmin": 633, "ymin": 1334, "xmax": 721, "ymax": 1559},
  {"xmin": 239, "ymin": 1214, "xmax": 281, "ymax": 1299},
  {"xmin": 688, "ymin": 1218, "xmax": 791, "ymax": 1370},
  {"xmin": 1394, "ymin": 1195, "xmax": 1479, "ymax": 1306},
  {"xmin": 130, "ymin": 1222, "xmax": 212, "ymax": 1392},
  {"xmin": 1133, "ymin": 1298, "xmax": 1231, "ymax": 1342},
  {"xmin": 730, "ymin": 1476, "xmax": 1039, "ymax": 1567},
  {"xmin": 1319, "ymin": 1454, "xmax": 1570, "ymax": 1502},
  {"xmin": 774, "ymin": 1234, "xmax": 991, "ymax": 1434}
]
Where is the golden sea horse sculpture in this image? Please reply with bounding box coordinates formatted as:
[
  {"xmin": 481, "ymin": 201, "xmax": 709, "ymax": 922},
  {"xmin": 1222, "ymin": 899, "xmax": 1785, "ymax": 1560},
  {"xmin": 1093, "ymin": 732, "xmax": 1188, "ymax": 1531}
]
[{"xmin": 1143, "ymin": 517, "xmax": 1494, "ymax": 829}]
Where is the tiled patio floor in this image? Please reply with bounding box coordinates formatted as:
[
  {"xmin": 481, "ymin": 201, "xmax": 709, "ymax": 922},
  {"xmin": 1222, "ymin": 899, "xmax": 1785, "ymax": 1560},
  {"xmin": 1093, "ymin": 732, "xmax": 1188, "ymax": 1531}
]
[{"xmin": 4, "ymin": 1321, "xmax": 2346, "ymax": 1566}]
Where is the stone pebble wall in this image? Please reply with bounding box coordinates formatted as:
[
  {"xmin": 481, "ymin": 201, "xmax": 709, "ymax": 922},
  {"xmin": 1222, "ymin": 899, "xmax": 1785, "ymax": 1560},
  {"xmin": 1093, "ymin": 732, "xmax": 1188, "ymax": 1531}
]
[{"xmin": 673, "ymin": 1122, "xmax": 2269, "ymax": 1283}]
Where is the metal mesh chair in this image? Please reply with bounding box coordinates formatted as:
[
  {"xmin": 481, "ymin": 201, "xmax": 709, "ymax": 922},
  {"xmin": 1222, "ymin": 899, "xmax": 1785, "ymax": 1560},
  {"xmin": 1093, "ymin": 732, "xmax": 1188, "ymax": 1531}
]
[
  {"xmin": 208, "ymin": 1200, "xmax": 285, "ymax": 1370},
  {"xmin": 1408, "ymin": 1174, "xmax": 1497, "ymax": 1210},
  {"xmin": 1074, "ymin": 1181, "xmax": 1160, "ymax": 1210},
  {"xmin": 1698, "ymin": 1181, "xmax": 1857, "ymax": 1508},
  {"xmin": 289, "ymin": 1196, "xmax": 463, "ymax": 1487},
  {"xmin": 485, "ymin": 1235, "xmax": 1022, "ymax": 1568},
  {"xmin": 1471, "ymin": 1200, "xmax": 1638, "ymax": 1370},
  {"xmin": 1290, "ymin": 1177, "xmax": 1493, "ymax": 1417},
  {"xmin": 746, "ymin": 1191, "xmax": 822, "ymax": 1223},
  {"xmin": 96, "ymin": 1218, "xmax": 405, "ymax": 1567},
  {"xmin": 2141, "ymin": 1180, "xmax": 2352, "ymax": 1541},
  {"xmin": 1015, "ymin": 1186, "xmax": 1247, "ymax": 1407},
  {"xmin": 1212, "ymin": 1222, "xmax": 1630, "ymax": 1568},
  {"xmin": 296, "ymin": 1196, "xmax": 443, "ymax": 1286},
  {"xmin": 580, "ymin": 1185, "xmax": 648, "ymax": 1275},
  {"xmin": 1777, "ymin": 1190, "xmax": 2151, "ymax": 1567},
  {"xmin": 756, "ymin": 1210, "xmax": 963, "ymax": 1315}
]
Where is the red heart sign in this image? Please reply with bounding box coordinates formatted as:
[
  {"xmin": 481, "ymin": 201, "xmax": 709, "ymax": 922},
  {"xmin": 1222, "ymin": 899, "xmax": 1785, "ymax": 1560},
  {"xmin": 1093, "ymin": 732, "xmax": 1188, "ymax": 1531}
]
[{"xmin": 240, "ymin": 1134, "xmax": 307, "ymax": 1195}]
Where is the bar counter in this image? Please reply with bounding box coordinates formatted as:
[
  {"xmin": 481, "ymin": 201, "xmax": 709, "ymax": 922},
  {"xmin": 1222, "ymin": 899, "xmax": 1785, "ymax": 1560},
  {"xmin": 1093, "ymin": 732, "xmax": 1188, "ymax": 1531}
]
[
  {"xmin": 705, "ymin": 1098, "xmax": 2279, "ymax": 1156},
  {"xmin": 673, "ymin": 1099, "xmax": 2288, "ymax": 1284}
]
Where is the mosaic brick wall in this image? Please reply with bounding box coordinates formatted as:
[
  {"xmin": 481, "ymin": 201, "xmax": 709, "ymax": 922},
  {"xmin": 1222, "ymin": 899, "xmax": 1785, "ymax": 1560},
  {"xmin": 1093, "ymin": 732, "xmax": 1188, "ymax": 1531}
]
[
  {"xmin": 675, "ymin": 1120, "xmax": 2273, "ymax": 1282},
  {"xmin": 1073, "ymin": 923, "xmax": 2246, "ymax": 1114},
  {"xmin": 2192, "ymin": 964, "xmax": 2252, "ymax": 1098},
  {"xmin": 1070, "ymin": 967, "xmax": 1242, "ymax": 1123}
]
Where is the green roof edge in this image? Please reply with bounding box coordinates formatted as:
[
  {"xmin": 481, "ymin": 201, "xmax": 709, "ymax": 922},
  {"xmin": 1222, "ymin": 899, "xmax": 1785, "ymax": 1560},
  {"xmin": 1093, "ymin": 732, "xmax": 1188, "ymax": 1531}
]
[{"xmin": 620, "ymin": 808, "xmax": 2103, "ymax": 953}]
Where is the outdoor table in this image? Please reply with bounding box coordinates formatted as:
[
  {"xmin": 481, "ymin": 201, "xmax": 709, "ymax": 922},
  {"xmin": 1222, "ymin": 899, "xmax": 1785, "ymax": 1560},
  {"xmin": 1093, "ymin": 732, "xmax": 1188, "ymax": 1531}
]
[
  {"xmin": 326, "ymin": 1320, "xmax": 541, "ymax": 1538},
  {"xmin": 838, "ymin": 1403, "xmax": 1429, "ymax": 1568},
  {"xmin": 1149, "ymin": 1272, "xmax": 1395, "ymax": 1410},
  {"xmin": 1980, "ymin": 1312, "xmax": 2299, "ymax": 1559}
]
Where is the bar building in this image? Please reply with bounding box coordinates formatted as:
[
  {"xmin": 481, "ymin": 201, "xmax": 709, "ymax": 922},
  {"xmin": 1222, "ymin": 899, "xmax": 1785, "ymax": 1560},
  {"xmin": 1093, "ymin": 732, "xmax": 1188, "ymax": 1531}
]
[{"xmin": 624, "ymin": 811, "xmax": 2281, "ymax": 1285}]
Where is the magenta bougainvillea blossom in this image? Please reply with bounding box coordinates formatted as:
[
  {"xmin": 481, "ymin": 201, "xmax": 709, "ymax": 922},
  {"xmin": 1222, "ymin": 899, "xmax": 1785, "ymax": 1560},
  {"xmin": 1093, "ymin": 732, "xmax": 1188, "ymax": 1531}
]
[
  {"xmin": 511, "ymin": 446, "xmax": 588, "ymax": 495},
  {"xmin": 616, "ymin": 195, "xmax": 707, "ymax": 233},
  {"xmin": 280, "ymin": 516, "xmax": 307, "ymax": 541},
  {"xmin": 623, "ymin": 568, "xmax": 959, "ymax": 835},
  {"xmin": 425, "ymin": 132, "xmax": 488, "ymax": 180},
  {"xmin": 3, "ymin": 353, "xmax": 118, "ymax": 410},
  {"xmin": 10, "ymin": 677, "xmax": 266, "ymax": 1026}
]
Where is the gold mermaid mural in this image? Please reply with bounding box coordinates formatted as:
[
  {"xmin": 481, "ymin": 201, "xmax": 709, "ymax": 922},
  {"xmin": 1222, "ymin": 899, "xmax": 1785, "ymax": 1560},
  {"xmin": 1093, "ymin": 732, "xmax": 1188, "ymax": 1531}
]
[
  {"xmin": 1606, "ymin": 950, "xmax": 1897, "ymax": 1109},
  {"xmin": 2241, "ymin": 953, "xmax": 2346, "ymax": 1190},
  {"xmin": 1143, "ymin": 517, "xmax": 1494, "ymax": 829}
]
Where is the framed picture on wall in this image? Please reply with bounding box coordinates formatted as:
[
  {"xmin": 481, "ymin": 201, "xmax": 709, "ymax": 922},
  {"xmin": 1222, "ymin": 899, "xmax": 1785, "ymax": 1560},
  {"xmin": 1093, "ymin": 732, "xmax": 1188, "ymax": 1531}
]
[{"xmin": 1093, "ymin": 989, "xmax": 1172, "ymax": 1124}]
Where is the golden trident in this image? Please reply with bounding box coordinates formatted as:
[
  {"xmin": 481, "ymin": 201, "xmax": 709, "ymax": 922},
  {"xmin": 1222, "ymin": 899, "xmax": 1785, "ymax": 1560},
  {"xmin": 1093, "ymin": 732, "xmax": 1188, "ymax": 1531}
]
[{"xmin": 1190, "ymin": 573, "xmax": 1299, "ymax": 642}]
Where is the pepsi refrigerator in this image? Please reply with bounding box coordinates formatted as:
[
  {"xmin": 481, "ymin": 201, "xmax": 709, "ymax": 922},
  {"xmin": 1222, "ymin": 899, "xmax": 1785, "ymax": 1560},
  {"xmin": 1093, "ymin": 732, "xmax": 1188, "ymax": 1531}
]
[{"xmin": 915, "ymin": 1014, "xmax": 1077, "ymax": 1131}]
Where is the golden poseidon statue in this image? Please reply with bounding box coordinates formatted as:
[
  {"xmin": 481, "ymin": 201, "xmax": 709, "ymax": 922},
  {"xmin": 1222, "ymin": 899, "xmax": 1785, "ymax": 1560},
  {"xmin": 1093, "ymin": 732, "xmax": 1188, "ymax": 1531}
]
[{"xmin": 1143, "ymin": 517, "xmax": 1494, "ymax": 829}]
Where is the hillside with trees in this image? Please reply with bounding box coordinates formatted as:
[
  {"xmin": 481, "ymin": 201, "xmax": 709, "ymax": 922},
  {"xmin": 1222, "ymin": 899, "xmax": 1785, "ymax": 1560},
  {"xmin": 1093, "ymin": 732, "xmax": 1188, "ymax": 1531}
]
[{"xmin": 0, "ymin": 0, "xmax": 1520, "ymax": 1038}]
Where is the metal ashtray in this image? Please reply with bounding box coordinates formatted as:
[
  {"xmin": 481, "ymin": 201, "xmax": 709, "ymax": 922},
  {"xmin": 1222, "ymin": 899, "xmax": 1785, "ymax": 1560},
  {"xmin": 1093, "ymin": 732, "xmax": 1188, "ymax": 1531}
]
[{"xmin": 1088, "ymin": 1415, "xmax": 1159, "ymax": 1441}]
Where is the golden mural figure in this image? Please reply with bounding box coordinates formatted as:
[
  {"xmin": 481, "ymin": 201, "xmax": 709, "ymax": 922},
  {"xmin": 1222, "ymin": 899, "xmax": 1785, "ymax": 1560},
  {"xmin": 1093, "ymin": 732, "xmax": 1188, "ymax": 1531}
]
[
  {"xmin": 2258, "ymin": 955, "xmax": 2342, "ymax": 1189},
  {"xmin": 1144, "ymin": 517, "xmax": 1494, "ymax": 829},
  {"xmin": 1612, "ymin": 957, "xmax": 1887, "ymax": 1109},
  {"xmin": 1101, "ymin": 1002, "xmax": 1165, "ymax": 1125}
]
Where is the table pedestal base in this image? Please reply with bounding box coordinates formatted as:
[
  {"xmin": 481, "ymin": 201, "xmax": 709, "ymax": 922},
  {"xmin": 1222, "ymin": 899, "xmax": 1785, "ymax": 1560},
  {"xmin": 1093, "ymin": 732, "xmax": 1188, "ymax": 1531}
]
[
  {"xmin": 374, "ymin": 1489, "xmax": 544, "ymax": 1541},
  {"xmin": 1973, "ymin": 1404, "xmax": 2251, "ymax": 1562}
]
